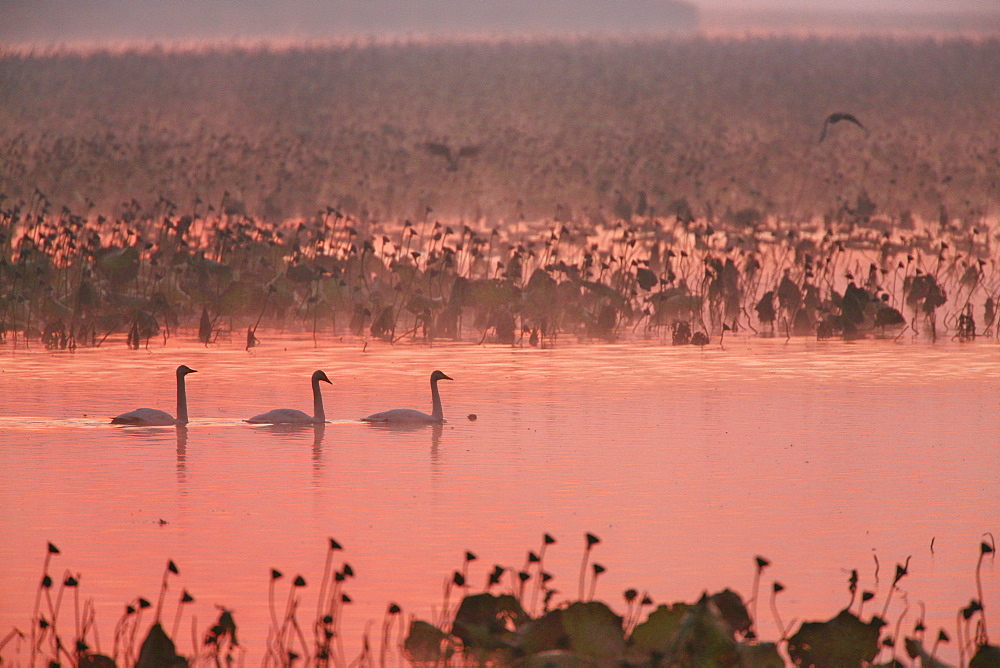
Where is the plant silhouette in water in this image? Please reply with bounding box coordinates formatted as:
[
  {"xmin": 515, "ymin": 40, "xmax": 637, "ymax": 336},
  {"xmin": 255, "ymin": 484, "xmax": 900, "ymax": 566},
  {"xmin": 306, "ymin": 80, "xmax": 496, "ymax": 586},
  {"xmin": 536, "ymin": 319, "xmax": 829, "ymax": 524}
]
[
  {"xmin": 4, "ymin": 535, "xmax": 997, "ymax": 666},
  {"xmin": 2, "ymin": 190, "xmax": 997, "ymax": 349},
  {"xmin": 8, "ymin": 542, "xmax": 238, "ymax": 667},
  {"xmin": 402, "ymin": 537, "xmax": 997, "ymax": 667}
]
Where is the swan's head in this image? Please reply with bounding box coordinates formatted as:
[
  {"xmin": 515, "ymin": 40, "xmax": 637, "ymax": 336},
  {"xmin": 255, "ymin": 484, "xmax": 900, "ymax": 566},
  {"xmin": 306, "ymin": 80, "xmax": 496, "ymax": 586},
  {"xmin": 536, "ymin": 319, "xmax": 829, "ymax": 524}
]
[
  {"xmin": 431, "ymin": 370, "xmax": 452, "ymax": 382},
  {"xmin": 177, "ymin": 365, "xmax": 197, "ymax": 376},
  {"xmin": 313, "ymin": 370, "xmax": 333, "ymax": 385}
]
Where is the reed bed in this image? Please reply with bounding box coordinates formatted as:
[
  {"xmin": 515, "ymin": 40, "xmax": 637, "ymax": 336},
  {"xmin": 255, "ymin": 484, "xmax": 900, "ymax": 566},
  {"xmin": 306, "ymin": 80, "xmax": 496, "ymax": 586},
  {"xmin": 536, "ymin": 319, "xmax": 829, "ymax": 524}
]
[
  {"xmin": 1, "ymin": 38, "xmax": 997, "ymax": 348},
  {"xmin": 0, "ymin": 189, "xmax": 996, "ymax": 348},
  {"xmin": 2, "ymin": 535, "xmax": 995, "ymax": 666}
]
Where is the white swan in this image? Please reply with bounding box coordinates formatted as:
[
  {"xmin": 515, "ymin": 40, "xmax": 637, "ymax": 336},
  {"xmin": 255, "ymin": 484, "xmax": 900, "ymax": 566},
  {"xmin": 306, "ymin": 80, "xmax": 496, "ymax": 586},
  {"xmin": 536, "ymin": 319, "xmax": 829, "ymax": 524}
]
[
  {"xmin": 111, "ymin": 365, "xmax": 197, "ymax": 426},
  {"xmin": 362, "ymin": 370, "xmax": 452, "ymax": 424},
  {"xmin": 246, "ymin": 370, "xmax": 332, "ymax": 424}
]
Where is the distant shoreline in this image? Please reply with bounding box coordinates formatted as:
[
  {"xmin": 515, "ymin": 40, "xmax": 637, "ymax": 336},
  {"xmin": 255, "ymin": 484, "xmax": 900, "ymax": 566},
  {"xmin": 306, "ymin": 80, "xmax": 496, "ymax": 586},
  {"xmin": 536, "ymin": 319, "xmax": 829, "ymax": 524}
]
[
  {"xmin": 701, "ymin": 8, "xmax": 1000, "ymax": 38},
  {"xmin": 0, "ymin": 0, "xmax": 698, "ymax": 46}
]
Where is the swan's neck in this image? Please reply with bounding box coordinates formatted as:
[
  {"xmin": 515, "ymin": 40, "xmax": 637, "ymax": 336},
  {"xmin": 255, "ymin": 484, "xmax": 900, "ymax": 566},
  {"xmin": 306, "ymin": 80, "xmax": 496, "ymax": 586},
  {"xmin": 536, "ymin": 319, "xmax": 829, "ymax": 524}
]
[
  {"xmin": 312, "ymin": 377, "xmax": 326, "ymax": 422},
  {"xmin": 176, "ymin": 371, "xmax": 189, "ymax": 424},
  {"xmin": 430, "ymin": 378, "xmax": 444, "ymax": 422}
]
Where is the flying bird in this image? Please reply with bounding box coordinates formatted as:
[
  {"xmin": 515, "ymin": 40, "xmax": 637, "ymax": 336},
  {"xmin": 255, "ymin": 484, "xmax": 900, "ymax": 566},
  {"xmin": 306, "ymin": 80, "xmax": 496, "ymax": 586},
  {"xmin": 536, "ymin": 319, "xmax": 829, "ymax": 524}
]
[
  {"xmin": 423, "ymin": 142, "xmax": 480, "ymax": 171},
  {"xmin": 819, "ymin": 112, "xmax": 869, "ymax": 142}
]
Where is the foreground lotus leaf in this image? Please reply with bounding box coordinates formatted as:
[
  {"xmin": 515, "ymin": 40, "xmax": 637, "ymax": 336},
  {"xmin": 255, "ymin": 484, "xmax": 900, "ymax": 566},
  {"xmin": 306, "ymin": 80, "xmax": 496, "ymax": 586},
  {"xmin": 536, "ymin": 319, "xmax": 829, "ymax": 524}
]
[
  {"xmin": 559, "ymin": 601, "xmax": 626, "ymax": 664},
  {"xmin": 668, "ymin": 594, "xmax": 741, "ymax": 666},
  {"xmin": 136, "ymin": 622, "xmax": 188, "ymax": 668},
  {"xmin": 403, "ymin": 619, "xmax": 455, "ymax": 663},
  {"xmin": 451, "ymin": 593, "xmax": 526, "ymax": 651},
  {"xmin": 628, "ymin": 602, "xmax": 690, "ymax": 656},
  {"xmin": 786, "ymin": 609, "xmax": 883, "ymax": 667},
  {"xmin": 970, "ymin": 645, "xmax": 1000, "ymax": 668},
  {"xmin": 708, "ymin": 588, "xmax": 753, "ymax": 636},
  {"xmin": 516, "ymin": 606, "xmax": 567, "ymax": 656},
  {"xmin": 737, "ymin": 641, "xmax": 784, "ymax": 668},
  {"xmin": 516, "ymin": 601, "xmax": 626, "ymax": 664}
]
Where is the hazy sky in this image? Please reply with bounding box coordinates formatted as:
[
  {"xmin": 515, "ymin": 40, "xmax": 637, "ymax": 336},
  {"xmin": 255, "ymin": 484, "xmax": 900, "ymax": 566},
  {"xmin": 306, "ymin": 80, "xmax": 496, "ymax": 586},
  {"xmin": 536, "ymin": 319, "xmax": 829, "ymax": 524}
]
[
  {"xmin": 0, "ymin": 0, "xmax": 997, "ymax": 45},
  {"xmin": 699, "ymin": 0, "xmax": 993, "ymax": 8}
]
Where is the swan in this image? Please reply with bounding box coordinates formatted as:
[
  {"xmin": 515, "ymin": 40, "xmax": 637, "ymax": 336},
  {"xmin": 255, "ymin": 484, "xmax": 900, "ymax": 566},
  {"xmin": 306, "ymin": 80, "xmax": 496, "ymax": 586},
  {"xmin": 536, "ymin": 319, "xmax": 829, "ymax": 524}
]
[
  {"xmin": 362, "ymin": 370, "xmax": 452, "ymax": 424},
  {"xmin": 111, "ymin": 365, "xmax": 197, "ymax": 426},
  {"xmin": 246, "ymin": 370, "xmax": 332, "ymax": 424}
]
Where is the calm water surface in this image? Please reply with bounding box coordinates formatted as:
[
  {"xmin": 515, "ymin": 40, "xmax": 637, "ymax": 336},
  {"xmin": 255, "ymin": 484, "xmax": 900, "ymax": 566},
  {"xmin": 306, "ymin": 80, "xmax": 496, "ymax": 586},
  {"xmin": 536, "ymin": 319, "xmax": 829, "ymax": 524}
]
[{"xmin": 1, "ymin": 334, "xmax": 998, "ymax": 664}]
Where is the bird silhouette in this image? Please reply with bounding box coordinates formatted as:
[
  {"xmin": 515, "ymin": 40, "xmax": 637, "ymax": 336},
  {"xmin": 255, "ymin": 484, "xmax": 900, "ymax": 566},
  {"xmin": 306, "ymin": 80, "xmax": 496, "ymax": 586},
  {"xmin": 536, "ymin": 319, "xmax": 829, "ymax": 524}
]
[
  {"xmin": 111, "ymin": 365, "xmax": 197, "ymax": 426},
  {"xmin": 819, "ymin": 112, "xmax": 869, "ymax": 142},
  {"xmin": 361, "ymin": 370, "xmax": 452, "ymax": 424},
  {"xmin": 424, "ymin": 142, "xmax": 480, "ymax": 171},
  {"xmin": 246, "ymin": 370, "xmax": 332, "ymax": 424}
]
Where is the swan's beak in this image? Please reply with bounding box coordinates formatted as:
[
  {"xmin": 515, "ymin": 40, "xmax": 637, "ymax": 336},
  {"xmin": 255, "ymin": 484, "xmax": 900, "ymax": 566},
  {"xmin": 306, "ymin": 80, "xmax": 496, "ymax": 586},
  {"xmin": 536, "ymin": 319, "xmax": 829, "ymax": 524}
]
[{"xmin": 441, "ymin": 373, "xmax": 453, "ymax": 381}]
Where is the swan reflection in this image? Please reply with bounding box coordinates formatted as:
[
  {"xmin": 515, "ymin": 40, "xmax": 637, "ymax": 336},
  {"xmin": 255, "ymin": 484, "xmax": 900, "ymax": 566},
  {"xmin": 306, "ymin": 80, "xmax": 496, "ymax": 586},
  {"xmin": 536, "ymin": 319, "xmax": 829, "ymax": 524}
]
[{"xmin": 363, "ymin": 421, "xmax": 443, "ymax": 458}]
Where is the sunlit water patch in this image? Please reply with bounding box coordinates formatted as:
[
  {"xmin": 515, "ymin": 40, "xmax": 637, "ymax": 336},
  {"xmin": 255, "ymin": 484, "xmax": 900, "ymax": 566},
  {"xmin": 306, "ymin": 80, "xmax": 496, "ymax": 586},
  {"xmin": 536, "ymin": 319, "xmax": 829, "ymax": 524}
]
[{"xmin": 0, "ymin": 333, "xmax": 997, "ymax": 664}]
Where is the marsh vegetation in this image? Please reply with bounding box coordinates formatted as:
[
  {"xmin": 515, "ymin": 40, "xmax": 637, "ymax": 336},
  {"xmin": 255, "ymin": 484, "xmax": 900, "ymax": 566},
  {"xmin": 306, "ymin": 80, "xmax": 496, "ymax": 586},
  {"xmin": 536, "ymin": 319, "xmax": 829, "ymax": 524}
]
[{"xmin": 1, "ymin": 38, "xmax": 997, "ymax": 348}]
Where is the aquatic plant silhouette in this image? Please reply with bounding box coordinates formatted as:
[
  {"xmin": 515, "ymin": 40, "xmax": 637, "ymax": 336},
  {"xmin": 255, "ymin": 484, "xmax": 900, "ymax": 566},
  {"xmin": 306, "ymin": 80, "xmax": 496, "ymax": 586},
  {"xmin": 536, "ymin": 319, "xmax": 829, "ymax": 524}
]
[
  {"xmin": 978, "ymin": 536, "xmax": 995, "ymax": 639},
  {"xmin": 578, "ymin": 532, "xmax": 600, "ymax": 601},
  {"xmin": 153, "ymin": 559, "xmax": 179, "ymax": 623},
  {"xmin": 2, "ymin": 171, "xmax": 997, "ymax": 347},
  {"xmin": 15, "ymin": 545, "xmax": 254, "ymax": 667},
  {"xmin": 7, "ymin": 536, "xmax": 1000, "ymax": 666}
]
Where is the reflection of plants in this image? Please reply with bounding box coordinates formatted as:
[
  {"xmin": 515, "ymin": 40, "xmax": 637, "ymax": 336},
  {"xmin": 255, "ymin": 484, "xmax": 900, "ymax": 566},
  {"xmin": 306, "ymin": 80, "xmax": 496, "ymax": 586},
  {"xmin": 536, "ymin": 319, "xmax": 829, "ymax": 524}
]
[{"xmin": 6, "ymin": 536, "xmax": 999, "ymax": 666}]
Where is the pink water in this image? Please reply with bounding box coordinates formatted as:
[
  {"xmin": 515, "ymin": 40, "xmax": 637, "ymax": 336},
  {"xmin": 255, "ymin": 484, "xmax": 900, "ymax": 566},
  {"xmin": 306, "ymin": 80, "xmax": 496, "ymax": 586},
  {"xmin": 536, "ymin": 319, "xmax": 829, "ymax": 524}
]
[{"xmin": 1, "ymin": 333, "xmax": 998, "ymax": 664}]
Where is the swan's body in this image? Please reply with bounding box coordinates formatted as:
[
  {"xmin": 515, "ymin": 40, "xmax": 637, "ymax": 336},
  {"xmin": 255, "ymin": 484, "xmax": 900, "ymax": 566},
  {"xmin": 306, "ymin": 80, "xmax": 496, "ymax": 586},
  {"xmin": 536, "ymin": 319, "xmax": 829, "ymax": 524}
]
[
  {"xmin": 246, "ymin": 370, "xmax": 332, "ymax": 424},
  {"xmin": 111, "ymin": 365, "xmax": 197, "ymax": 426},
  {"xmin": 362, "ymin": 370, "xmax": 452, "ymax": 424}
]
